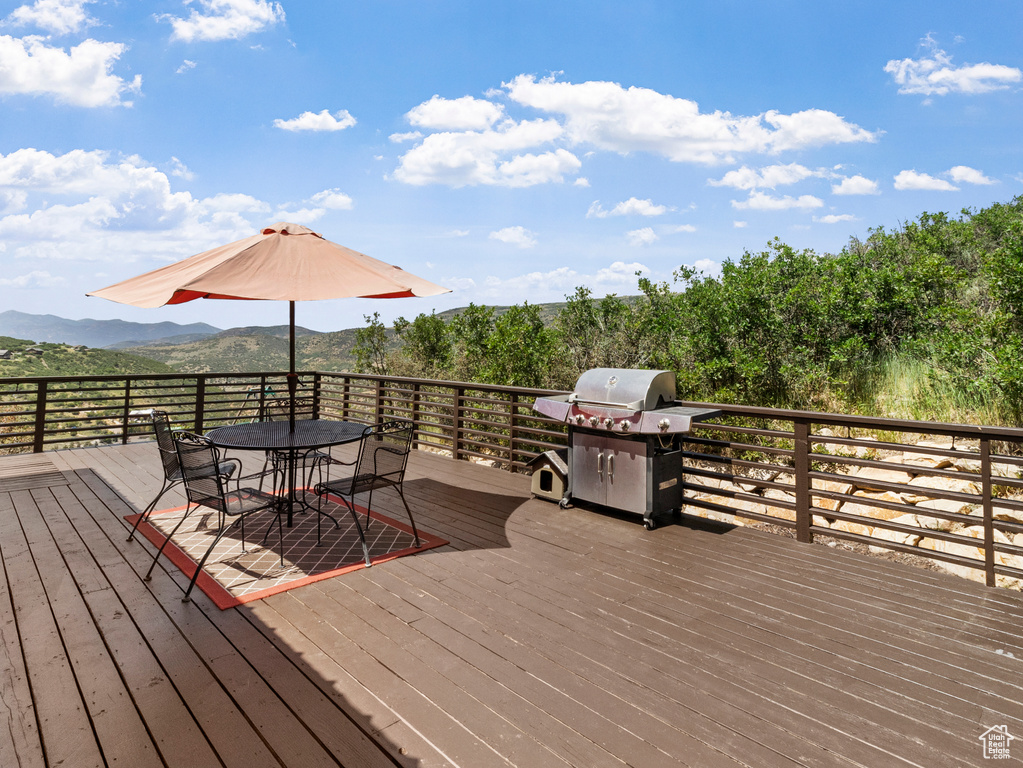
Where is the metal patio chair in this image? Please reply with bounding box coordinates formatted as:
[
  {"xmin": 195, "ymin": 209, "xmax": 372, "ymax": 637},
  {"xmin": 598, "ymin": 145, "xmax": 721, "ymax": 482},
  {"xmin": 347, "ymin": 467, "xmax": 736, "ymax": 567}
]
[
  {"xmin": 313, "ymin": 420, "xmax": 420, "ymax": 566},
  {"xmin": 143, "ymin": 432, "xmax": 284, "ymax": 603},
  {"xmin": 127, "ymin": 410, "xmax": 237, "ymax": 543}
]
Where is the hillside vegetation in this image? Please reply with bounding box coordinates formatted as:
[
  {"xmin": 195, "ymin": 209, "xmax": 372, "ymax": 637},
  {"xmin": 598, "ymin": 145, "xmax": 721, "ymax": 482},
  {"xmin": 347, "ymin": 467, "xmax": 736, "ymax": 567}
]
[
  {"xmin": 0, "ymin": 337, "xmax": 178, "ymax": 377},
  {"xmin": 354, "ymin": 196, "xmax": 1023, "ymax": 426}
]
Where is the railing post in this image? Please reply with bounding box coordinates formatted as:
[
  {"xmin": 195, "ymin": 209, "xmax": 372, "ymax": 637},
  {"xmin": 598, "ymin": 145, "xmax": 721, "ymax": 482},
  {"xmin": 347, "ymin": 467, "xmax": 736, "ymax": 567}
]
[
  {"xmin": 341, "ymin": 377, "xmax": 351, "ymax": 421},
  {"xmin": 374, "ymin": 377, "xmax": 384, "ymax": 425},
  {"xmin": 33, "ymin": 380, "xmax": 47, "ymax": 453},
  {"xmin": 411, "ymin": 382, "xmax": 421, "ymax": 449},
  {"xmin": 453, "ymin": 386, "xmax": 464, "ymax": 460},
  {"xmin": 794, "ymin": 418, "xmax": 812, "ymax": 543},
  {"xmin": 194, "ymin": 376, "xmax": 206, "ymax": 434},
  {"xmin": 981, "ymin": 437, "xmax": 995, "ymax": 587},
  {"xmin": 312, "ymin": 372, "xmax": 322, "ymax": 419},
  {"xmin": 508, "ymin": 393, "xmax": 519, "ymax": 470},
  {"xmin": 120, "ymin": 379, "xmax": 132, "ymax": 445}
]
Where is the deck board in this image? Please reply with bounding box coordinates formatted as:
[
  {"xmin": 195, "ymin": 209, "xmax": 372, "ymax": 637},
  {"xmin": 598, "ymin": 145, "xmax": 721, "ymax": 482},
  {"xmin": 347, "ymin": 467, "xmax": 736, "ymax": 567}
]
[{"xmin": 5, "ymin": 441, "xmax": 1023, "ymax": 767}]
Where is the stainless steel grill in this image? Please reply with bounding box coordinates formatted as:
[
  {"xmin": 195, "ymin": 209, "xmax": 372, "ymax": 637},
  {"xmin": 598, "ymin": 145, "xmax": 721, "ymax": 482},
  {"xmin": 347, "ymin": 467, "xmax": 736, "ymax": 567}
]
[{"xmin": 533, "ymin": 368, "xmax": 719, "ymax": 529}]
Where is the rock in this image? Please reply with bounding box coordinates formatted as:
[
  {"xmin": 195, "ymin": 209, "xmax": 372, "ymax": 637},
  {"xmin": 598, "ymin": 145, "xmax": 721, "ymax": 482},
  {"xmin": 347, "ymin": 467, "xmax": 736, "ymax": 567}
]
[
  {"xmin": 843, "ymin": 491, "xmax": 909, "ymax": 522},
  {"xmin": 847, "ymin": 462, "xmax": 916, "ymax": 492},
  {"xmin": 867, "ymin": 514, "xmax": 924, "ymax": 553},
  {"xmin": 918, "ymin": 526, "xmax": 1023, "ymax": 589}
]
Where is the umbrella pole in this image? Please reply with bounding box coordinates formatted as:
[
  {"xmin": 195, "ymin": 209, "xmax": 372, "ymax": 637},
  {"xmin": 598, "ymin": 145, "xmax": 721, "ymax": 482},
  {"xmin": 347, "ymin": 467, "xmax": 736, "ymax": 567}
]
[{"xmin": 288, "ymin": 300, "xmax": 297, "ymax": 432}]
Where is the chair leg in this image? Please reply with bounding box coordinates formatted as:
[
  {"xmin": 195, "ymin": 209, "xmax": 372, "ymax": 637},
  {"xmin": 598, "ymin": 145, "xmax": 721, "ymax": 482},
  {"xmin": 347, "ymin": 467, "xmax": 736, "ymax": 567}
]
[
  {"xmin": 128, "ymin": 477, "xmax": 179, "ymax": 542},
  {"xmin": 396, "ymin": 487, "xmax": 421, "ymax": 547},
  {"xmin": 182, "ymin": 522, "xmax": 235, "ymax": 602},
  {"xmin": 144, "ymin": 501, "xmax": 195, "ymax": 581},
  {"xmin": 338, "ymin": 496, "xmax": 372, "ymax": 568}
]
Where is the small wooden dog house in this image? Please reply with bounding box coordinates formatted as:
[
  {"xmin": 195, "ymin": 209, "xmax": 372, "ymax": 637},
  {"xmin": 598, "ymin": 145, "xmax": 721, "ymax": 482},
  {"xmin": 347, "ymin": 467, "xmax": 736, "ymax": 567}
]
[{"xmin": 527, "ymin": 449, "xmax": 568, "ymax": 503}]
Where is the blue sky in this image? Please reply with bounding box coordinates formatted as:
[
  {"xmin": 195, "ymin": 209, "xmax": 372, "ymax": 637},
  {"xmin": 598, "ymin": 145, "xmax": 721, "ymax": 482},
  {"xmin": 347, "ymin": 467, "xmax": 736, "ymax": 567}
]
[{"xmin": 1, "ymin": 0, "xmax": 1021, "ymax": 334}]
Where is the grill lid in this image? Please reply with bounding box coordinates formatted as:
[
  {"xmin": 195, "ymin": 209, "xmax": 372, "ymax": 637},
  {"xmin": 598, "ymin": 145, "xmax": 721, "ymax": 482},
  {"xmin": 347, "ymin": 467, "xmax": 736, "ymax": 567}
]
[{"xmin": 568, "ymin": 368, "xmax": 675, "ymax": 411}]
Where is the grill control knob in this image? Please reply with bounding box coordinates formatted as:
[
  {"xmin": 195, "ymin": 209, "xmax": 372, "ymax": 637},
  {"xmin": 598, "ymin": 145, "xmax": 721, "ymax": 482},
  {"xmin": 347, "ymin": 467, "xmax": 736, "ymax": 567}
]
[
  {"xmin": 589, "ymin": 416, "xmax": 600, "ymax": 427},
  {"xmin": 619, "ymin": 420, "xmax": 630, "ymax": 432},
  {"xmin": 574, "ymin": 414, "xmax": 585, "ymax": 425},
  {"xmin": 604, "ymin": 417, "xmax": 614, "ymax": 429},
  {"xmin": 657, "ymin": 418, "xmax": 671, "ymax": 432}
]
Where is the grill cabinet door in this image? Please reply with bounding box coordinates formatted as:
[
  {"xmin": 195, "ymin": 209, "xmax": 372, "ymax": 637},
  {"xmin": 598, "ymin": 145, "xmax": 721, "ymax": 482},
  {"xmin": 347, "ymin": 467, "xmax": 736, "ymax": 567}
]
[
  {"xmin": 570, "ymin": 431, "xmax": 606, "ymax": 505},
  {"xmin": 604, "ymin": 437, "xmax": 647, "ymax": 514}
]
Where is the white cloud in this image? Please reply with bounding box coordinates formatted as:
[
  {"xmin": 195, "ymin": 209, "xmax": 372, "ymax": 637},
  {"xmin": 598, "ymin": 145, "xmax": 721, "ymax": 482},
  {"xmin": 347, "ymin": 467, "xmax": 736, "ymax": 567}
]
[
  {"xmin": 503, "ymin": 74, "xmax": 879, "ymax": 164},
  {"xmin": 4, "ymin": 0, "xmax": 97, "ymax": 35},
  {"xmin": 272, "ymin": 206, "xmax": 325, "ymax": 223},
  {"xmin": 573, "ymin": 177, "xmax": 590, "ymax": 187},
  {"xmin": 406, "ymin": 95, "xmax": 504, "ymax": 131},
  {"xmin": 893, "ymin": 170, "xmax": 958, "ymax": 191},
  {"xmin": 885, "ymin": 38, "xmax": 1022, "ymax": 96},
  {"xmin": 626, "ymin": 227, "xmax": 658, "ymax": 246},
  {"xmin": 160, "ymin": 0, "xmax": 285, "ymax": 43},
  {"xmin": 587, "ymin": 197, "xmax": 668, "ymax": 218},
  {"xmin": 308, "ymin": 188, "xmax": 353, "ymax": 210},
  {"xmin": 948, "ymin": 165, "xmax": 996, "ymax": 185},
  {"xmin": 273, "ymin": 109, "xmax": 356, "ymax": 132},
  {"xmin": 168, "ymin": 157, "xmax": 194, "ymax": 180},
  {"xmin": 394, "ymin": 75, "xmax": 878, "ymax": 188},
  {"xmin": 0, "ymin": 35, "xmax": 141, "ymax": 107},
  {"xmin": 489, "ymin": 226, "xmax": 536, "ymax": 248},
  {"xmin": 814, "ymin": 213, "xmax": 857, "ymax": 224},
  {"xmin": 176, "ymin": 59, "xmax": 197, "ymax": 74},
  {"xmin": 733, "ymin": 221, "xmax": 748, "ymax": 228},
  {"xmin": 731, "ymin": 191, "xmax": 824, "ymax": 210},
  {"xmin": 0, "ymin": 269, "xmax": 64, "ymax": 287},
  {"xmin": 393, "ymin": 119, "xmax": 580, "ymax": 187},
  {"xmin": 389, "ymin": 131, "xmax": 423, "ymax": 143},
  {"xmin": 669, "ymin": 224, "xmax": 697, "ymax": 233},
  {"xmin": 693, "ymin": 258, "xmax": 719, "ymax": 275},
  {"xmin": 445, "ymin": 260, "xmax": 652, "ymax": 305},
  {"xmin": 708, "ymin": 163, "xmax": 818, "ymax": 190},
  {"xmin": 0, "ymin": 148, "xmax": 272, "ymax": 263},
  {"xmin": 831, "ymin": 174, "xmax": 879, "ymax": 195}
]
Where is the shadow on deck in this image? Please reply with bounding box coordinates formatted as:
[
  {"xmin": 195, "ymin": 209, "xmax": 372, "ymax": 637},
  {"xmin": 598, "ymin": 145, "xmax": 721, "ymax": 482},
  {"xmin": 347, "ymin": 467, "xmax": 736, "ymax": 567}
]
[{"xmin": 2, "ymin": 441, "xmax": 1023, "ymax": 767}]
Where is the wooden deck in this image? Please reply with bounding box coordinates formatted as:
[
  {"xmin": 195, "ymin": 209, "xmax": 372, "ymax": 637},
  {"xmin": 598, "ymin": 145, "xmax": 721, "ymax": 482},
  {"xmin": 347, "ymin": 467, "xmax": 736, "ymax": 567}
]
[{"xmin": 2, "ymin": 443, "xmax": 1023, "ymax": 767}]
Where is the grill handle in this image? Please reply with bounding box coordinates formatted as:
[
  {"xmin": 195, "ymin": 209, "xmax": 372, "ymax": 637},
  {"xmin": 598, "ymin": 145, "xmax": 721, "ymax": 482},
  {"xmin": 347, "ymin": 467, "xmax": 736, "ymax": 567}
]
[
  {"xmin": 567, "ymin": 394, "xmax": 646, "ymax": 411},
  {"xmin": 608, "ymin": 453, "xmax": 614, "ymax": 480},
  {"xmin": 597, "ymin": 451, "xmax": 604, "ymax": 478}
]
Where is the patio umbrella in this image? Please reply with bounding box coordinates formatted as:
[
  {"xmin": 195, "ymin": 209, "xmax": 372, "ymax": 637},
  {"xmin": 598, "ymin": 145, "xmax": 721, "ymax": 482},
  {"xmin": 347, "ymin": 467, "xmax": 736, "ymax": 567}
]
[{"xmin": 88, "ymin": 222, "xmax": 450, "ymax": 429}]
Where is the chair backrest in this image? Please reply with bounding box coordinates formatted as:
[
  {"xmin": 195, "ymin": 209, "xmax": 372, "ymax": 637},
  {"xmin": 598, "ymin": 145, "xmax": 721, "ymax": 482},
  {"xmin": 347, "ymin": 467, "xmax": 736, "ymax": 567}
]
[
  {"xmin": 263, "ymin": 396, "xmax": 314, "ymax": 421},
  {"xmin": 358, "ymin": 420, "xmax": 413, "ymax": 483},
  {"xmin": 151, "ymin": 410, "xmax": 180, "ymax": 482},
  {"xmin": 174, "ymin": 433, "xmax": 227, "ymax": 514}
]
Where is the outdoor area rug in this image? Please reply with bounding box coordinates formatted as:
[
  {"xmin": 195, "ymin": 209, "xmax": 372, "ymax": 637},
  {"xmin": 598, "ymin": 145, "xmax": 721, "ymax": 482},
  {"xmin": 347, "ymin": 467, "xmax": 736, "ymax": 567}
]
[{"xmin": 125, "ymin": 491, "xmax": 448, "ymax": 609}]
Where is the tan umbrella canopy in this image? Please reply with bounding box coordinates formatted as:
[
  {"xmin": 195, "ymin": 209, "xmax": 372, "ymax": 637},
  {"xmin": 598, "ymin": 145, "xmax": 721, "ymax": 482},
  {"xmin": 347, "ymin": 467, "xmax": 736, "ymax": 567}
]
[{"xmin": 88, "ymin": 222, "xmax": 451, "ymax": 427}]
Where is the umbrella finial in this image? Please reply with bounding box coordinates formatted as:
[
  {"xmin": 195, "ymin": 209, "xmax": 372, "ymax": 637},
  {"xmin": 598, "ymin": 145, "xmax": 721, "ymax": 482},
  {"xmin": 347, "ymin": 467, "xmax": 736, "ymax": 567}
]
[{"xmin": 263, "ymin": 222, "xmax": 321, "ymax": 237}]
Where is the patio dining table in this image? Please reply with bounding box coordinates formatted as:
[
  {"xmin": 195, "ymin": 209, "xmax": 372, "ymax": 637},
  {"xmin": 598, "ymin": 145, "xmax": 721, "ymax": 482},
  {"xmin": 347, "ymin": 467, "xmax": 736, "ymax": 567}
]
[{"xmin": 205, "ymin": 418, "xmax": 368, "ymax": 527}]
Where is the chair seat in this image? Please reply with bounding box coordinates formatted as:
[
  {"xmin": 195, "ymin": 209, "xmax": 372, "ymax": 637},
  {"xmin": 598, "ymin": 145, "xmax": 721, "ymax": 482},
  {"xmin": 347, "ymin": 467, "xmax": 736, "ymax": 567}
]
[
  {"xmin": 317, "ymin": 472, "xmax": 399, "ymax": 498},
  {"xmin": 222, "ymin": 486, "xmax": 280, "ymax": 517},
  {"xmin": 168, "ymin": 460, "xmax": 238, "ymax": 483}
]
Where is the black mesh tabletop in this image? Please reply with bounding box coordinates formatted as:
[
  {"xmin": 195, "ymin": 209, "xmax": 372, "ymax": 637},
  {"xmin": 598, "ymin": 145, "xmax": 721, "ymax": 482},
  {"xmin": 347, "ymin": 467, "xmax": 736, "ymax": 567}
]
[{"xmin": 206, "ymin": 419, "xmax": 367, "ymax": 451}]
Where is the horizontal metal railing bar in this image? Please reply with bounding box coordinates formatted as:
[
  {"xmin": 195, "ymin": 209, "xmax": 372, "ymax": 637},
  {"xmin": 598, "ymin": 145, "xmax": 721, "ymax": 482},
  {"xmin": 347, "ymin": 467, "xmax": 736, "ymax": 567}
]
[
  {"xmin": 683, "ymin": 467, "xmax": 800, "ymax": 497},
  {"xmin": 809, "ymin": 525, "xmax": 985, "ymax": 570},
  {"xmin": 692, "ymin": 422, "xmax": 795, "ymax": 441},
  {"xmin": 681, "ymin": 496, "xmax": 798, "ymax": 529},
  {"xmin": 808, "ymin": 469, "xmax": 981, "ymax": 504},
  {"xmin": 685, "ymin": 481, "xmax": 798, "ymax": 512},
  {"xmin": 682, "ymin": 451, "xmax": 796, "ymax": 476},
  {"xmin": 684, "ymin": 435, "xmax": 796, "ymax": 459}
]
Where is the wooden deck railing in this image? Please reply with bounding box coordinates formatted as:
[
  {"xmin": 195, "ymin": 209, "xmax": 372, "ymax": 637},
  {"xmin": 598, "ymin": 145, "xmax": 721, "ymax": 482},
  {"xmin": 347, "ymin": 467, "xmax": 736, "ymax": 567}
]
[{"xmin": 3, "ymin": 370, "xmax": 1023, "ymax": 588}]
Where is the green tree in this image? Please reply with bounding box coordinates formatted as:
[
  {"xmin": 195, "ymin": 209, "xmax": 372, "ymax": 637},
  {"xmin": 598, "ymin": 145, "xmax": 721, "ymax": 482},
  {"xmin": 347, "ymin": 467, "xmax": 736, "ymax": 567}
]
[{"xmin": 353, "ymin": 312, "xmax": 389, "ymax": 375}]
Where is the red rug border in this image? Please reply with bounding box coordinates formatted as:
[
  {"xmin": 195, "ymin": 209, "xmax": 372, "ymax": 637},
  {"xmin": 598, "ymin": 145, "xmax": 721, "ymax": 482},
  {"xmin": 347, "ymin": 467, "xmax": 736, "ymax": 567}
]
[{"xmin": 125, "ymin": 491, "xmax": 448, "ymax": 610}]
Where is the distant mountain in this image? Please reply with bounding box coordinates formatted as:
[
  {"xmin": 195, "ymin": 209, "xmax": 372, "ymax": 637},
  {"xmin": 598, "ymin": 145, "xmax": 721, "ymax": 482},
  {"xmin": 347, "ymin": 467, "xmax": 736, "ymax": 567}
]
[
  {"xmin": 0, "ymin": 310, "xmax": 223, "ymax": 349},
  {"xmin": 121, "ymin": 327, "xmax": 360, "ymax": 374}
]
